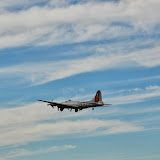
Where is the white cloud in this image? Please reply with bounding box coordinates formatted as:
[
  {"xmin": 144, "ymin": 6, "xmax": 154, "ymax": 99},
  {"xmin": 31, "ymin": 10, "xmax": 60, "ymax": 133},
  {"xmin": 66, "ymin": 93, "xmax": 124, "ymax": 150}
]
[
  {"xmin": 0, "ymin": 0, "xmax": 160, "ymax": 49},
  {"xmin": 104, "ymin": 85, "xmax": 160, "ymax": 105},
  {"xmin": 130, "ymin": 47, "xmax": 160, "ymax": 67},
  {"xmin": 0, "ymin": 101, "xmax": 142, "ymax": 147},
  {"xmin": 106, "ymin": 92, "xmax": 152, "ymax": 104},
  {"xmin": 1, "ymin": 85, "xmax": 159, "ymax": 128},
  {"xmin": 3, "ymin": 145, "xmax": 76, "ymax": 159},
  {"xmin": 146, "ymin": 85, "xmax": 160, "ymax": 90},
  {"xmin": 89, "ymin": 106, "xmax": 160, "ymax": 120},
  {"xmin": 48, "ymin": 0, "xmax": 78, "ymax": 8},
  {"xmin": 1, "ymin": 85, "xmax": 160, "ymax": 147},
  {"xmin": 0, "ymin": 0, "xmax": 46, "ymax": 11},
  {"xmin": 0, "ymin": 116, "xmax": 143, "ymax": 147},
  {"xmin": 0, "ymin": 46, "xmax": 160, "ymax": 86},
  {"xmin": 0, "ymin": 0, "xmax": 100, "ymax": 10},
  {"xmin": 0, "ymin": 102, "xmax": 85, "ymax": 127}
]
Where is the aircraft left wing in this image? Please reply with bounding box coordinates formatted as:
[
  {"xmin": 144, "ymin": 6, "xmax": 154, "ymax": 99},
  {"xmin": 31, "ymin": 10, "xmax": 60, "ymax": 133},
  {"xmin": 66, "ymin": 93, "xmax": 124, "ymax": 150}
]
[{"xmin": 38, "ymin": 99, "xmax": 75, "ymax": 108}]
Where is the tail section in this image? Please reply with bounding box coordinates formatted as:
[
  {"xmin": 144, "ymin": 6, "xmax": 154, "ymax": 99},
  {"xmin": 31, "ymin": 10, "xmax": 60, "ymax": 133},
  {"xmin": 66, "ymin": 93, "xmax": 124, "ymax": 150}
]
[{"xmin": 91, "ymin": 90, "xmax": 102, "ymax": 102}]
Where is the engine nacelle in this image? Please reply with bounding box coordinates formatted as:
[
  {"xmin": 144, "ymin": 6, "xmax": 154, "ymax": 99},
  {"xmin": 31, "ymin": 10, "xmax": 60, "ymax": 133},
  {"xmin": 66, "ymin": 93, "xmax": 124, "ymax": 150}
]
[{"xmin": 75, "ymin": 108, "xmax": 78, "ymax": 112}]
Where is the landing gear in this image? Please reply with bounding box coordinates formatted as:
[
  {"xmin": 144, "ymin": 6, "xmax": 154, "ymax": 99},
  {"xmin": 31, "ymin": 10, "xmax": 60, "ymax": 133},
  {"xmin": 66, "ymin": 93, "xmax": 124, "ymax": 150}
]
[
  {"xmin": 51, "ymin": 105, "xmax": 54, "ymax": 108},
  {"xmin": 75, "ymin": 108, "xmax": 78, "ymax": 112},
  {"xmin": 92, "ymin": 107, "xmax": 94, "ymax": 110},
  {"xmin": 60, "ymin": 108, "xmax": 64, "ymax": 112}
]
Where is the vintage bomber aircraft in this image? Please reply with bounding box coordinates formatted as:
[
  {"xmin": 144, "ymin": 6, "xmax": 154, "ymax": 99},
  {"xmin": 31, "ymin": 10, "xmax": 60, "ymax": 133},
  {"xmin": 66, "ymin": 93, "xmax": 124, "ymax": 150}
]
[{"xmin": 38, "ymin": 90, "xmax": 111, "ymax": 112}]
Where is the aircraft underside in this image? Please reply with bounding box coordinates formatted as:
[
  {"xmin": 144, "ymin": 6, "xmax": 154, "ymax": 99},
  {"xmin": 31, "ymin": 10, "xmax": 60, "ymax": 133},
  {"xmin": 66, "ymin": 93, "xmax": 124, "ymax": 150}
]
[{"xmin": 54, "ymin": 106, "xmax": 89, "ymax": 112}]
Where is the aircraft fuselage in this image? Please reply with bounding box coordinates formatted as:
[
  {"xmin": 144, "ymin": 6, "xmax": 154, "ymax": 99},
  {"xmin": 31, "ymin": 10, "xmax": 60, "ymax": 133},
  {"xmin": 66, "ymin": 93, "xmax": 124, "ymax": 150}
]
[{"xmin": 38, "ymin": 90, "xmax": 111, "ymax": 112}]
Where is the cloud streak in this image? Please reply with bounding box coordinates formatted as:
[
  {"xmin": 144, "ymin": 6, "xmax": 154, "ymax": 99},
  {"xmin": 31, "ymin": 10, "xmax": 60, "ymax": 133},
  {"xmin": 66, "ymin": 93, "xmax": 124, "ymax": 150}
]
[
  {"xmin": 0, "ymin": 107, "xmax": 143, "ymax": 146},
  {"xmin": 1, "ymin": 86, "xmax": 159, "ymax": 128},
  {"xmin": 2, "ymin": 145, "xmax": 76, "ymax": 159},
  {"xmin": 1, "ymin": 85, "xmax": 160, "ymax": 147},
  {"xmin": 103, "ymin": 86, "xmax": 160, "ymax": 105},
  {"xmin": 0, "ymin": 46, "xmax": 160, "ymax": 86},
  {"xmin": 0, "ymin": 0, "xmax": 160, "ymax": 49},
  {"xmin": 0, "ymin": 1, "xmax": 160, "ymax": 159},
  {"xmin": 105, "ymin": 88, "xmax": 160, "ymax": 105}
]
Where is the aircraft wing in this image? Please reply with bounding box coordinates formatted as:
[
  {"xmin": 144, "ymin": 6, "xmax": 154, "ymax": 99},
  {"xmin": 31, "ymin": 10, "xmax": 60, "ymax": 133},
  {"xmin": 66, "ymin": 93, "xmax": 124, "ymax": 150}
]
[{"xmin": 38, "ymin": 99, "xmax": 75, "ymax": 108}]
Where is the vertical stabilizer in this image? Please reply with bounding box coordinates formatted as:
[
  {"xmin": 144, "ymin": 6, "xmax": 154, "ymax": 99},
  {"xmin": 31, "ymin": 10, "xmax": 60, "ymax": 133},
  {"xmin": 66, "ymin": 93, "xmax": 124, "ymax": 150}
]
[{"xmin": 91, "ymin": 90, "xmax": 102, "ymax": 102}]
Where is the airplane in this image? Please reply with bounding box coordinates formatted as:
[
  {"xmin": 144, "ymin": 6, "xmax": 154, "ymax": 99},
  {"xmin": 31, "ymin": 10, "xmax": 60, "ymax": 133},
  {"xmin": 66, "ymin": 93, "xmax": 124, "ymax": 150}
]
[{"xmin": 38, "ymin": 90, "xmax": 111, "ymax": 112}]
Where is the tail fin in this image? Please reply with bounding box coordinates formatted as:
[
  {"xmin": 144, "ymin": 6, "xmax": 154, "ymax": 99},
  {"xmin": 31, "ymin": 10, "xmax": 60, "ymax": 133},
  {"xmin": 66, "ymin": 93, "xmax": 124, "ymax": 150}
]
[{"xmin": 91, "ymin": 90, "xmax": 102, "ymax": 102}]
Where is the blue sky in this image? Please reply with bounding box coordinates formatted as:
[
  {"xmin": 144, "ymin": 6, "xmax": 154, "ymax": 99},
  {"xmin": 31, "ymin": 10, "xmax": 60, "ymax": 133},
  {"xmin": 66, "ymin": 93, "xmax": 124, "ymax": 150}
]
[{"xmin": 0, "ymin": 0, "xmax": 160, "ymax": 159}]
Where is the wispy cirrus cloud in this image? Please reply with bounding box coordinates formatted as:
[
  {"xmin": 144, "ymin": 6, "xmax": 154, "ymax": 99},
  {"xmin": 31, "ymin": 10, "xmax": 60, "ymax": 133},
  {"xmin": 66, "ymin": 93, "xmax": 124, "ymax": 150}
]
[
  {"xmin": 0, "ymin": 0, "xmax": 106, "ymax": 10},
  {"xmin": 104, "ymin": 86, "xmax": 160, "ymax": 105},
  {"xmin": 0, "ymin": 0, "xmax": 46, "ymax": 11},
  {"xmin": 0, "ymin": 46, "xmax": 160, "ymax": 86},
  {"xmin": 0, "ymin": 1, "xmax": 159, "ymax": 159},
  {"xmin": 0, "ymin": 105, "xmax": 143, "ymax": 147},
  {"xmin": 1, "ymin": 145, "xmax": 76, "ymax": 159},
  {"xmin": 1, "ymin": 86, "xmax": 160, "ymax": 127},
  {"xmin": 109, "ymin": 91, "xmax": 160, "ymax": 107},
  {"xmin": 1, "ymin": 85, "xmax": 160, "ymax": 147},
  {"xmin": 72, "ymin": 85, "xmax": 160, "ymax": 105},
  {"xmin": 0, "ymin": 0, "xmax": 160, "ymax": 49},
  {"xmin": 1, "ymin": 119, "xmax": 143, "ymax": 147}
]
